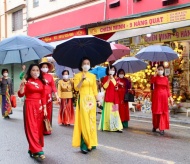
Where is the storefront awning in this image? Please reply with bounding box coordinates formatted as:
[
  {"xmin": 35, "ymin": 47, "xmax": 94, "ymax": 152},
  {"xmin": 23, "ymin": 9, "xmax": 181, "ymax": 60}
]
[{"xmin": 107, "ymin": 20, "xmax": 190, "ymax": 42}]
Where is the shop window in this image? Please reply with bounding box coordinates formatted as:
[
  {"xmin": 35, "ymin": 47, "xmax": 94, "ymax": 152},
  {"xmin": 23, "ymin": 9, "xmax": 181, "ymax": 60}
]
[
  {"xmin": 33, "ymin": 0, "xmax": 39, "ymax": 8},
  {"xmin": 12, "ymin": 9, "xmax": 23, "ymax": 31},
  {"xmin": 162, "ymin": 0, "xmax": 178, "ymax": 6}
]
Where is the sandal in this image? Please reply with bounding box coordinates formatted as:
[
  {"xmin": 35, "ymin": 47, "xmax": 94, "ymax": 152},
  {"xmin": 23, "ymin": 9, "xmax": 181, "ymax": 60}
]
[{"xmin": 33, "ymin": 151, "xmax": 46, "ymax": 160}]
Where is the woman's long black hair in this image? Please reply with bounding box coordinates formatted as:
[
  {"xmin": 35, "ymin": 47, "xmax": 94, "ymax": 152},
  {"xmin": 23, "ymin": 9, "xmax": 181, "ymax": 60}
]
[{"xmin": 25, "ymin": 64, "xmax": 45, "ymax": 84}]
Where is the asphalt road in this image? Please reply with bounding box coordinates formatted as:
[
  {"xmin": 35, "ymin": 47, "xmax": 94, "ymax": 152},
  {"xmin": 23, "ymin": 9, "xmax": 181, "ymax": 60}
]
[{"xmin": 0, "ymin": 104, "xmax": 190, "ymax": 164}]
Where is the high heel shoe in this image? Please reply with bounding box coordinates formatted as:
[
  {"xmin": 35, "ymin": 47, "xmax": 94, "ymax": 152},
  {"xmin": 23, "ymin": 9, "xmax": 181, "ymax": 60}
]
[
  {"xmin": 81, "ymin": 149, "xmax": 88, "ymax": 154},
  {"xmin": 160, "ymin": 130, "xmax": 164, "ymax": 135},
  {"xmin": 28, "ymin": 150, "xmax": 33, "ymax": 158},
  {"xmin": 152, "ymin": 128, "xmax": 156, "ymax": 132}
]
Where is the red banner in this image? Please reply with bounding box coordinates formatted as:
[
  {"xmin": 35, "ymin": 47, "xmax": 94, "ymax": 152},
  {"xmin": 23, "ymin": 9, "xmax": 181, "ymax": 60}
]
[{"xmin": 40, "ymin": 29, "xmax": 86, "ymax": 43}]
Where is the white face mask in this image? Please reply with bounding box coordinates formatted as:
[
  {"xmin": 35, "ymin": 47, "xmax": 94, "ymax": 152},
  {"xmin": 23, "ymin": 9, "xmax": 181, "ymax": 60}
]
[
  {"xmin": 119, "ymin": 74, "xmax": 124, "ymax": 78},
  {"xmin": 82, "ymin": 65, "xmax": 90, "ymax": 71},
  {"xmin": 109, "ymin": 70, "xmax": 115, "ymax": 75},
  {"xmin": 3, "ymin": 73, "xmax": 8, "ymax": 77},
  {"xmin": 158, "ymin": 70, "xmax": 164, "ymax": 76},
  {"xmin": 41, "ymin": 68, "xmax": 49, "ymax": 73},
  {"xmin": 63, "ymin": 75, "xmax": 69, "ymax": 80},
  {"xmin": 32, "ymin": 73, "xmax": 40, "ymax": 79}
]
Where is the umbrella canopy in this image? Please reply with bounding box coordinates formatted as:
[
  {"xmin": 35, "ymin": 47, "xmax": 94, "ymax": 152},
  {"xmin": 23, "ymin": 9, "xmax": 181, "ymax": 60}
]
[
  {"xmin": 54, "ymin": 62, "xmax": 79, "ymax": 79},
  {"xmin": 135, "ymin": 45, "xmax": 178, "ymax": 62},
  {"xmin": 0, "ymin": 35, "xmax": 54, "ymax": 64},
  {"xmin": 107, "ymin": 43, "xmax": 130, "ymax": 61},
  {"xmin": 53, "ymin": 35, "xmax": 112, "ymax": 68},
  {"xmin": 89, "ymin": 66, "xmax": 106, "ymax": 80},
  {"xmin": 113, "ymin": 57, "xmax": 147, "ymax": 73}
]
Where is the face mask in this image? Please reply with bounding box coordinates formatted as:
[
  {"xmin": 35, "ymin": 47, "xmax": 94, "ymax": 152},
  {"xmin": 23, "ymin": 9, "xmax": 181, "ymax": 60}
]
[
  {"xmin": 158, "ymin": 70, "xmax": 164, "ymax": 76},
  {"xmin": 32, "ymin": 73, "xmax": 40, "ymax": 79},
  {"xmin": 82, "ymin": 65, "xmax": 90, "ymax": 71},
  {"xmin": 3, "ymin": 73, "xmax": 8, "ymax": 77},
  {"xmin": 41, "ymin": 68, "xmax": 49, "ymax": 73},
  {"xmin": 119, "ymin": 74, "xmax": 124, "ymax": 78},
  {"xmin": 109, "ymin": 70, "xmax": 115, "ymax": 75},
  {"xmin": 63, "ymin": 75, "xmax": 69, "ymax": 80}
]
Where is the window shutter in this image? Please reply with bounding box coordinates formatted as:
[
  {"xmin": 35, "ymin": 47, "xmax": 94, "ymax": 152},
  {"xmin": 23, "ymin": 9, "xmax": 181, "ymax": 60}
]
[{"xmin": 12, "ymin": 10, "xmax": 23, "ymax": 31}]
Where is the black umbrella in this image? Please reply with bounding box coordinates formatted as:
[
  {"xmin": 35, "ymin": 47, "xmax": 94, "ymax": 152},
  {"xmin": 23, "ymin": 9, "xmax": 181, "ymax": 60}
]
[{"xmin": 53, "ymin": 35, "xmax": 112, "ymax": 68}]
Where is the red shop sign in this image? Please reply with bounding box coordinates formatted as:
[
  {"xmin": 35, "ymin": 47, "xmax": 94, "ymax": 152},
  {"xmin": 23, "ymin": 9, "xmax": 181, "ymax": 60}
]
[{"xmin": 40, "ymin": 29, "xmax": 86, "ymax": 43}]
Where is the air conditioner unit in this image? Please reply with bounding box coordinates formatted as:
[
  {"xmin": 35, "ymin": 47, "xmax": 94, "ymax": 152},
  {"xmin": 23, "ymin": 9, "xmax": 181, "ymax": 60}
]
[
  {"xmin": 133, "ymin": 0, "xmax": 142, "ymax": 2},
  {"xmin": 162, "ymin": 0, "xmax": 178, "ymax": 6},
  {"xmin": 109, "ymin": 0, "xmax": 120, "ymax": 8}
]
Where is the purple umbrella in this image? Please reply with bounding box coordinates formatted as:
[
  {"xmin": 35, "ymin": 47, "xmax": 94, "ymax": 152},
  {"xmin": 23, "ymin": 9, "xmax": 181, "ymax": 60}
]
[{"xmin": 135, "ymin": 45, "xmax": 178, "ymax": 62}]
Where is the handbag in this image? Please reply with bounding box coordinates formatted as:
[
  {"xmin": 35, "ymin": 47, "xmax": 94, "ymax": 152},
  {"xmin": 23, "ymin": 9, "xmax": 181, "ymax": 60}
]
[
  {"xmin": 11, "ymin": 95, "xmax": 17, "ymax": 108},
  {"xmin": 124, "ymin": 92, "xmax": 134, "ymax": 102},
  {"xmin": 44, "ymin": 117, "xmax": 52, "ymax": 132}
]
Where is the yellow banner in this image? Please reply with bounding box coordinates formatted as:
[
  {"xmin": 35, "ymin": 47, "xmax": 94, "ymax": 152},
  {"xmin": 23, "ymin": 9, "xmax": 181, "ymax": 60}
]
[
  {"xmin": 136, "ymin": 27, "xmax": 190, "ymax": 44},
  {"xmin": 88, "ymin": 9, "xmax": 190, "ymax": 35}
]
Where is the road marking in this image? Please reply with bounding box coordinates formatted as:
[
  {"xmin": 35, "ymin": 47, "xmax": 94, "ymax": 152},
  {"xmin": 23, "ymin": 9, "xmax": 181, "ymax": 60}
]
[
  {"xmin": 131, "ymin": 119, "xmax": 190, "ymax": 129},
  {"xmin": 99, "ymin": 144, "xmax": 175, "ymax": 164}
]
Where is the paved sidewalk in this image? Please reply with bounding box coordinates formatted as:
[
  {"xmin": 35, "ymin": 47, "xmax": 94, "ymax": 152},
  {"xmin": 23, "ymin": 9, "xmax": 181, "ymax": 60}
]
[
  {"xmin": 52, "ymin": 102, "xmax": 190, "ymax": 125},
  {"xmin": 130, "ymin": 110, "xmax": 190, "ymax": 125}
]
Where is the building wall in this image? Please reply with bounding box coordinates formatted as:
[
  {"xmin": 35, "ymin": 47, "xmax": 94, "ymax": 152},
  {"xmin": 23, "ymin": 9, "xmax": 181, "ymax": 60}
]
[
  {"xmin": 27, "ymin": 0, "xmax": 101, "ymax": 19},
  {"xmin": 131, "ymin": 0, "xmax": 190, "ymax": 15},
  {"xmin": 0, "ymin": 1, "xmax": 6, "ymax": 40},
  {"xmin": 0, "ymin": 0, "xmax": 28, "ymax": 91},
  {"xmin": 28, "ymin": 0, "xmax": 190, "ymax": 37},
  {"xmin": 28, "ymin": 2, "xmax": 105, "ymax": 37},
  {"xmin": 106, "ymin": 0, "xmax": 190, "ymax": 19},
  {"xmin": 0, "ymin": 0, "xmax": 27, "ymax": 40}
]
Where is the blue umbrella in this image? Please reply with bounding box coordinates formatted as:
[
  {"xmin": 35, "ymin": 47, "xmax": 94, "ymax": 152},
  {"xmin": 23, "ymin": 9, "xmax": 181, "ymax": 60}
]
[
  {"xmin": 53, "ymin": 35, "xmax": 112, "ymax": 68},
  {"xmin": 113, "ymin": 57, "xmax": 147, "ymax": 73},
  {"xmin": 89, "ymin": 66, "xmax": 106, "ymax": 79},
  {"xmin": 0, "ymin": 35, "xmax": 54, "ymax": 64},
  {"xmin": 135, "ymin": 45, "xmax": 178, "ymax": 62}
]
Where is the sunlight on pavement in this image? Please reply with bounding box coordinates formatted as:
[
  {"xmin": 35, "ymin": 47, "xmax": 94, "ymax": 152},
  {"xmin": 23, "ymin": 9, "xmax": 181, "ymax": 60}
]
[{"xmin": 99, "ymin": 144, "xmax": 175, "ymax": 164}]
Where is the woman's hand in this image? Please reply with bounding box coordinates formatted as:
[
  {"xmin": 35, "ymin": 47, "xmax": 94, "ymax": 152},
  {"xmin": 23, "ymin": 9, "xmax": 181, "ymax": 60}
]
[
  {"xmin": 82, "ymin": 73, "xmax": 86, "ymax": 81},
  {"xmin": 22, "ymin": 65, "xmax": 26, "ymax": 71},
  {"xmin": 55, "ymin": 93, "xmax": 60, "ymax": 102},
  {"xmin": 97, "ymin": 101, "xmax": 101, "ymax": 107},
  {"xmin": 44, "ymin": 107, "xmax": 48, "ymax": 116},
  {"xmin": 169, "ymin": 97, "xmax": 174, "ymax": 106},
  {"xmin": 109, "ymin": 75, "xmax": 113, "ymax": 80},
  {"xmin": 57, "ymin": 96, "xmax": 61, "ymax": 103},
  {"xmin": 20, "ymin": 79, "xmax": 27, "ymax": 87}
]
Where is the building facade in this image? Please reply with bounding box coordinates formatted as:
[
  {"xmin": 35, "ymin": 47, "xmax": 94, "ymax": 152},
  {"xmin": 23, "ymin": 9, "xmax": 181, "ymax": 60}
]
[
  {"xmin": 1, "ymin": 0, "xmax": 190, "ymax": 94},
  {"xmin": 0, "ymin": 0, "xmax": 29, "ymax": 92},
  {"xmin": 86, "ymin": 1, "xmax": 190, "ymax": 103},
  {"xmin": 0, "ymin": 0, "xmax": 27, "ymax": 40}
]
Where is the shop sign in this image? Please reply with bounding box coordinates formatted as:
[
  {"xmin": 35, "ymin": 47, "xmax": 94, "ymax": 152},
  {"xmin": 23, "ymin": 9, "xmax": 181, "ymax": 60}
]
[
  {"xmin": 40, "ymin": 29, "xmax": 86, "ymax": 43},
  {"xmin": 134, "ymin": 27, "xmax": 190, "ymax": 44},
  {"xmin": 88, "ymin": 9, "xmax": 190, "ymax": 35}
]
